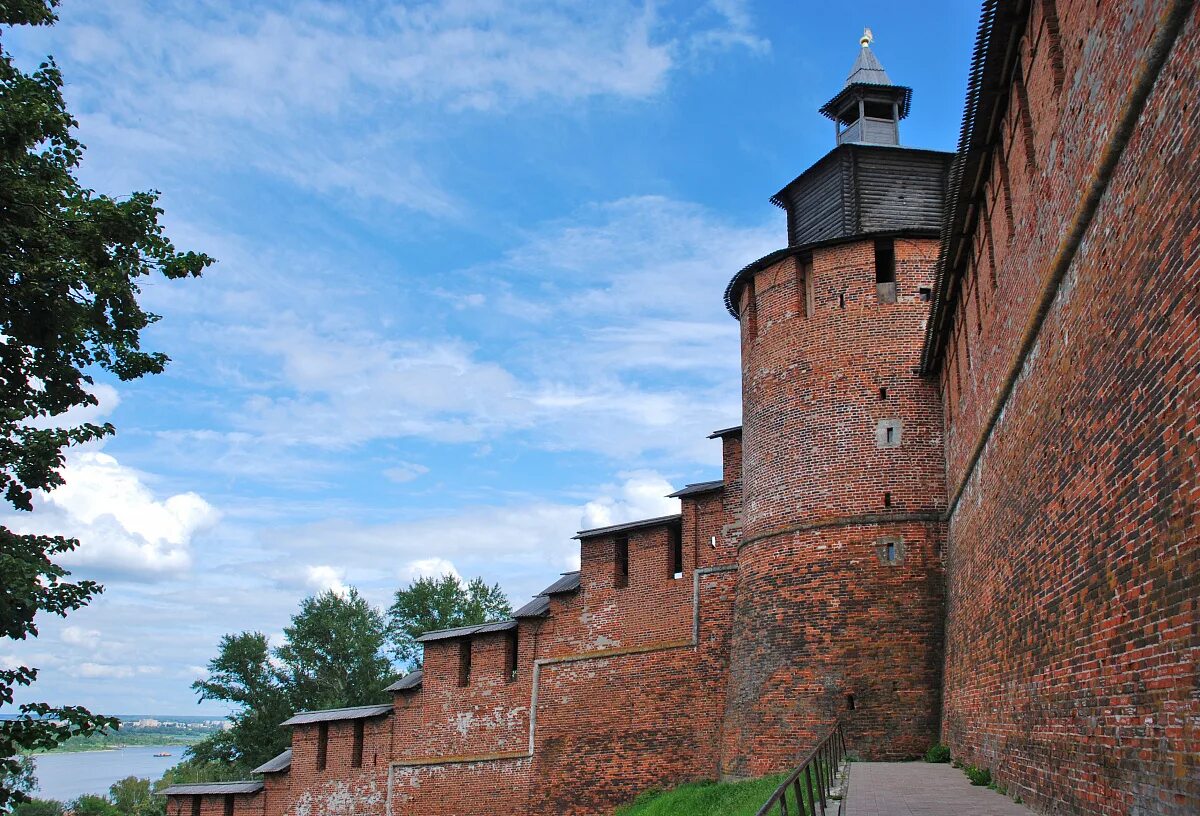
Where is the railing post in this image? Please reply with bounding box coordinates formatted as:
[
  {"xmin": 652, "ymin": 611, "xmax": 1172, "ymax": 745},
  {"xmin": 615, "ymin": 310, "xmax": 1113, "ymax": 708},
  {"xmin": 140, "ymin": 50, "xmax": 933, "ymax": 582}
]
[
  {"xmin": 815, "ymin": 746, "xmax": 827, "ymax": 813},
  {"xmin": 826, "ymin": 739, "xmax": 834, "ymax": 787},
  {"xmin": 791, "ymin": 778, "xmax": 804, "ymax": 816},
  {"xmin": 804, "ymin": 765, "xmax": 818, "ymax": 816}
]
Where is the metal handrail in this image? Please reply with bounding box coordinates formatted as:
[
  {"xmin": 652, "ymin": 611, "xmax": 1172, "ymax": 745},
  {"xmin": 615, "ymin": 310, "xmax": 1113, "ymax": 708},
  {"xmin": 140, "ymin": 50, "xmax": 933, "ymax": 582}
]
[{"xmin": 754, "ymin": 721, "xmax": 847, "ymax": 816}]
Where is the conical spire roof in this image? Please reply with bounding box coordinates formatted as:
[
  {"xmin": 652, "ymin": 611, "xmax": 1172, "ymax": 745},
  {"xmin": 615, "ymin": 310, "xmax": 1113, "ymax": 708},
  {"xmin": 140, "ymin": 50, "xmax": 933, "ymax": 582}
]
[{"xmin": 845, "ymin": 40, "xmax": 892, "ymax": 86}]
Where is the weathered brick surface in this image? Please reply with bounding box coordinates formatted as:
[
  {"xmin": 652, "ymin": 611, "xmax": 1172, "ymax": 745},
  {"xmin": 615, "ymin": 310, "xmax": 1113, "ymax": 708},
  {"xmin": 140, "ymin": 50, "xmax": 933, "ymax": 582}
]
[
  {"xmin": 725, "ymin": 239, "xmax": 948, "ymax": 771},
  {"xmin": 937, "ymin": 2, "xmax": 1199, "ymax": 814},
  {"xmin": 166, "ymin": 793, "xmax": 264, "ymax": 816}
]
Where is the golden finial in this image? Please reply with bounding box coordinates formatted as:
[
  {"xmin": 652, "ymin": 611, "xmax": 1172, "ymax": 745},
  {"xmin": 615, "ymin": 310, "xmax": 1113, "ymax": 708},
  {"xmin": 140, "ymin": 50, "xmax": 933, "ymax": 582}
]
[{"xmin": 860, "ymin": 28, "xmax": 874, "ymax": 48}]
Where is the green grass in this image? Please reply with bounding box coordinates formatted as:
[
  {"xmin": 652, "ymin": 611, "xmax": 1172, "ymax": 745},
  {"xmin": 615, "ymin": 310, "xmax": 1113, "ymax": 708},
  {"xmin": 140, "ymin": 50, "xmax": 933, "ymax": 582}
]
[{"xmin": 615, "ymin": 773, "xmax": 795, "ymax": 816}]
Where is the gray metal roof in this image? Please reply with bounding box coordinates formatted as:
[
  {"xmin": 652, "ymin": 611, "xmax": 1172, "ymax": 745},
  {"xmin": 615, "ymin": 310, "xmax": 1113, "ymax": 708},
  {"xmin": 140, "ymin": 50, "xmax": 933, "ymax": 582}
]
[
  {"xmin": 845, "ymin": 43, "xmax": 892, "ymax": 86},
  {"xmin": 707, "ymin": 425, "xmax": 742, "ymax": 439},
  {"xmin": 415, "ymin": 619, "xmax": 516, "ymax": 643},
  {"xmin": 384, "ymin": 670, "xmax": 423, "ymax": 693},
  {"xmin": 251, "ymin": 749, "xmax": 291, "ymax": 774},
  {"xmin": 280, "ymin": 704, "xmax": 392, "ymax": 727},
  {"xmin": 818, "ymin": 40, "xmax": 911, "ymax": 123},
  {"xmin": 819, "ymin": 83, "xmax": 912, "ymax": 123},
  {"xmin": 540, "ymin": 571, "xmax": 581, "ymax": 595},
  {"xmin": 573, "ymin": 514, "xmax": 682, "ymax": 540},
  {"xmin": 161, "ymin": 782, "xmax": 264, "ymax": 796},
  {"xmin": 512, "ymin": 594, "xmax": 551, "ymax": 618},
  {"xmin": 668, "ymin": 480, "xmax": 723, "ymax": 499}
]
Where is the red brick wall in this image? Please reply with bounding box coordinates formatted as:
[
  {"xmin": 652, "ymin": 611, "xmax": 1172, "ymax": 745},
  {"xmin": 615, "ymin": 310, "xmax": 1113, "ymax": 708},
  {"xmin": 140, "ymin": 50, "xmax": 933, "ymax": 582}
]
[
  {"xmin": 937, "ymin": 2, "xmax": 1199, "ymax": 814},
  {"xmin": 240, "ymin": 475, "xmax": 744, "ymax": 816},
  {"xmin": 724, "ymin": 239, "xmax": 948, "ymax": 769},
  {"xmin": 283, "ymin": 716, "xmax": 392, "ymax": 816},
  {"xmin": 166, "ymin": 793, "xmax": 263, "ymax": 816}
]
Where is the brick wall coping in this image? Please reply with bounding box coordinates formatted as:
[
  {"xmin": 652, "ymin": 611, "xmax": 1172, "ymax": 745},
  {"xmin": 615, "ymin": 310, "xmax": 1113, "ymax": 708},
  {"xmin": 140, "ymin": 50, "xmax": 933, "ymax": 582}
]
[
  {"xmin": 251, "ymin": 748, "xmax": 292, "ymax": 774},
  {"xmin": 280, "ymin": 703, "xmax": 392, "ymax": 726},
  {"xmin": 383, "ymin": 670, "xmax": 422, "ymax": 693},
  {"xmin": 415, "ymin": 619, "xmax": 516, "ymax": 642},
  {"xmin": 667, "ymin": 480, "xmax": 724, "ymax": 498},
  {"xmin": 162, "ymin": 782, "xmax": 264, "ymax": 796},
  {"xmin": 573, "ymin": 513, "xmax": 682, "ymax": 540}
]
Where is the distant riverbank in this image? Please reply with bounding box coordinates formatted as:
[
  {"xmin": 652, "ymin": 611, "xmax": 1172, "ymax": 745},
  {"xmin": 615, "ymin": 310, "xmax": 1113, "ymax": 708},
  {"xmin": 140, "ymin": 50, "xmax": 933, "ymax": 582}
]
[
  {"xmin": 30, "ymin": 744, "xmax": 186, "ymax": 801},
  {"xmin": 32, "ymin": 734, "xmax": 205, "ymax": 754}
]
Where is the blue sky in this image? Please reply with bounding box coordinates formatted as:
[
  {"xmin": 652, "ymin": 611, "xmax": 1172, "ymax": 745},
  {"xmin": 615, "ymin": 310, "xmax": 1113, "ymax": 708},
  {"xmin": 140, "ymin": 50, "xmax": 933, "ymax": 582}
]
[{"xmin": 3, "ymin": 0, "xmax": 978, "ymax": 715}]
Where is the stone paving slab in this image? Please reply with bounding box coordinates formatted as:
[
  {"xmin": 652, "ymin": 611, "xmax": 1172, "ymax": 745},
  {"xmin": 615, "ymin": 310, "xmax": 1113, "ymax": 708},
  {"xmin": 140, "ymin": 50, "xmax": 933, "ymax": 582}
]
[{"xmin": 843, "ymin": 762, "xmax": 1035, "ymax": 816}]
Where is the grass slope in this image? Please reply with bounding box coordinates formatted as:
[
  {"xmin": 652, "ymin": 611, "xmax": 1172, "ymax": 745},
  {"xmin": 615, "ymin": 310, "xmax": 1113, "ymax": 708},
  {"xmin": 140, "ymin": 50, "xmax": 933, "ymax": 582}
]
[{"xmin": 616, "ymin": 774, "xmax": 790, "ymax": 816}]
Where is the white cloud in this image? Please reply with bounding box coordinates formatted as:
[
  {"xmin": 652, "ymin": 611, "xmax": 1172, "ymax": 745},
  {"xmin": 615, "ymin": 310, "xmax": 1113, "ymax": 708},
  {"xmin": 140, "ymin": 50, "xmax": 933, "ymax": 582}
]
[
  {"xmin": 383, "ymin": 462, "xmax": 431, "ymax": 483},
  {"xmin": 16, "ymin": 0, "xmax": 767, "ymax": 215},
  {"xmin": 61, "ymin": 626, "xmax": 103, "ymax": 648},
  {"xmin": 151, "ymin": 196, "xmax": 771, "ymax": 471},
  {"xmin": 401, "ymin": 558, "xmax": 462, "ymax": 584},
  {"xmin": 27, "ymin": 383, "xmax": 121, "ymax": 432},
  {"xmin": 6, "ymin": 450, "xmax": 219, "ymax": 577},
  {"xmin": 78, "ymin": 663, "xmax": 161, "ymax": 679},
  {"xmin": 581, "ymin": 470, "xmax": 681, "ymax": 529},
  {"xmin": 78, "ymin": 662, "xmax": 133, "ymax": 679},
  {"xmin": 259, "ymin": 471, "xmax": 683, "ymax": 606},
  {"xmin": 305, "ymin": 565, "xmax": 349, "ymax": 597}
]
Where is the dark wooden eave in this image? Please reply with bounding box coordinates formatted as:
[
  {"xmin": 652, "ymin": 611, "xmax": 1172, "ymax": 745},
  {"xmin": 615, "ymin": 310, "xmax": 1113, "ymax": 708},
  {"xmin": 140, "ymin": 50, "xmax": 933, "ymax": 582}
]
[{"xmin": 920, "ymin": 0, "xmax": 1031, "ymax": 374}]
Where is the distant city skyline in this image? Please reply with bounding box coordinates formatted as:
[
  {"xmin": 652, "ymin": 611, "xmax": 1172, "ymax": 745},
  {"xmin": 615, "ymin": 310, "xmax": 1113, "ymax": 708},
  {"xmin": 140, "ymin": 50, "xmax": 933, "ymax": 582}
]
[{"xmin": 2, "ymin": 0, "xmax": 977, "ymax": 715}]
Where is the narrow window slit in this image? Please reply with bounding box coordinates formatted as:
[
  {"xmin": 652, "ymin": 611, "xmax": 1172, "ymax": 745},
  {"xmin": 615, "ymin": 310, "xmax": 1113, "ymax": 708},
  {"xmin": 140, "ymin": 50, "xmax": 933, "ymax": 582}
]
[
  {"xmin": 458, "ymin": 639, "xmax": 472, "ymax": 687},
  {"xmin": 316, "ymin": 723, "xmax": 328, "ymax": 771},
  {"xmin": 875, "ymin": 239, "xmax": 896, "ymax": 303},
  {"xmin": 879, "ymin": 387, "xmax": 888, "ymax": 401},
  {"xmin": 192, "ymin": 798, "xmax": 202, "ymax": 816},
  {"xmin": 846, "ymin": 694, "xmax": 856, "ymax": 711},
  {"xmin": 614, "ymin": 535, "xmax": 629, "ymax": 588},
  {"xmin": 224, "ymin": 796, "xmax": 234, "ymax": 816},
  {"xmin": 506, "ymin": 630, "xmax": 519, "ymax": 682},
  {"xmin": 668, "ymin": 522, "xmax": 683, "ymax": 579},
  {"xmin": 351, "ymin": 719, "xmax": 365, "ymax": 768},
  {"xmin": 883, "ymin": 492, "xmax": 892, "ymax": 508}
]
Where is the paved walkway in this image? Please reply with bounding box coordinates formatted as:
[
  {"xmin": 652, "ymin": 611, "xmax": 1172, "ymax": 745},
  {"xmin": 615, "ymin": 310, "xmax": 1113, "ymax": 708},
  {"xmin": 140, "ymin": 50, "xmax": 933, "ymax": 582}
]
[{"xmin": 843, "ymin": 762, "xmax": 1035, "ymax": 816}]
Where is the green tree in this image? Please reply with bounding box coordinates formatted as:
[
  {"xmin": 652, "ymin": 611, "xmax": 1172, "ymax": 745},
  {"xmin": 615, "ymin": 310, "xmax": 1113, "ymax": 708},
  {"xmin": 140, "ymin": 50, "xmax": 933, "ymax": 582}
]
[
  {"xmin": 0, "ymin": 2, "xmax": 211, "ymax": 807},
  {"xmin": 276, "ymin": 589, "xmax": 395, "ymax": 712},
  {"xmin": 108, "ymin": 777, "xmax": 161, "ymax": 816},
  {"xmin": 387, "ymin": 575, "xmax": 511, "ymax": 666},
  {"xmin": 189, "ymin": 589, "xmax": 396, "ymax": 771},
  {"xmin": 190, "ymin": 633, "xmax": 291, "ymax": 769},
  {"xmin": 12, "ymin": 798, "xmax": 62, "ymax": 816},
  {"xmin": 67, "ymin": 795, "xmax": 118, "ymax": 816}
]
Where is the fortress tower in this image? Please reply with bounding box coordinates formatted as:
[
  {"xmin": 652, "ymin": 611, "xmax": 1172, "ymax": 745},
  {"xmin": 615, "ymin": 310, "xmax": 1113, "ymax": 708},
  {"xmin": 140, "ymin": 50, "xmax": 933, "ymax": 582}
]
[{"xmin": 720, "ymin": 34, "xmax": 952, "ymax": 773}]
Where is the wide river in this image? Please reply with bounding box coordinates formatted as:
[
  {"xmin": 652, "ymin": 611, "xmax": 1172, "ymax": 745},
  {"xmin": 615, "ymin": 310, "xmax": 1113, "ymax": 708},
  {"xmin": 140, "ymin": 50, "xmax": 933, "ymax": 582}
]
[{"xmin": 30, "ymin": 744, "xmax": 187, "ymax": 802}]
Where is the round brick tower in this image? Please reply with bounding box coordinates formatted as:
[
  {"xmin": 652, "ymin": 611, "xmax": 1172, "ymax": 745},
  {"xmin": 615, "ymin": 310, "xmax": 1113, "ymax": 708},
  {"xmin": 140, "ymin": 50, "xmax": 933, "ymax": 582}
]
[{"xmin": 719, "ymin": 35, "xmax": 951, "ymax": 774}]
